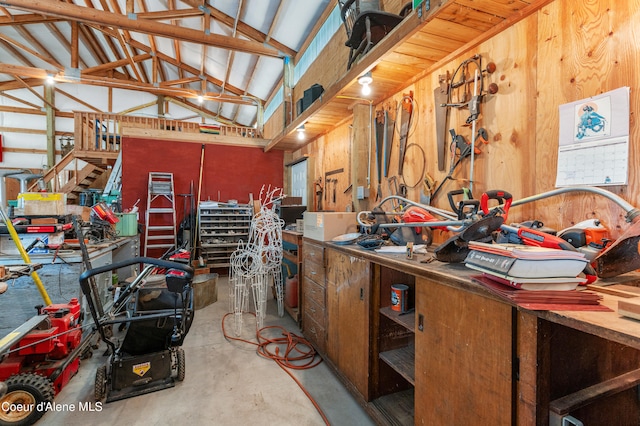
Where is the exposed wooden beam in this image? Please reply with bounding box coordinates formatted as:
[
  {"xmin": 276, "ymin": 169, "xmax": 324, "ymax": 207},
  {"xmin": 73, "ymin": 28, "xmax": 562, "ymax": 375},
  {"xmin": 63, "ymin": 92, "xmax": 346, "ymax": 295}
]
[
  {"xmin": 0, "ymin": 63, "xmax": 259, "ymax": 106},
  {"xmin": 83, "ymin": 53, "xmax": 152, "ymax": 74},
  {"xmin": 0, "ymin": 93, "xmax": 42, "ymax": 110},
  {"xmin": 16, "ymin": 26, "xmax": 62, "ymax": 67},
  {"xmin": 181, "ymin": 0, "xmax": 295, "ymax": 58},
  {"xmin": 55, "ymin": 88, "xmax": 101, "ymax": 112},
  {"xmin": 0, "ymin": 33, "xmax": 63, "ymax": 69},
  {"xmin": 14, "ymin": 75, "xmax": 57, "ymax": 110},
  {"xmin": 0, "ymin": 39, "xmax": 35, "ymax": 68},
  {"xmin": 71, "ymin": 21, "xmax": 79, "ymax": 68},
  {"xmin": 0, "ymin": 14, "xmax": 62, "ymax": 25},
  {"xmin": 45, "ymin": 22, "xmax": 88, "ymax": 69},
  {"xmin": 126, "ymin": 37, "xmax": 262, "ymax": 102},
  {"xmin": 0, "ymin": 104, "xmax": 73, "ymax": 118},
  {"xmin": 2, "ymin": 0, "xmax": 281, "ymax": 57},
  {"xmin": 136, "ymin": 8, "xmax": 204, "ymax": 21}
]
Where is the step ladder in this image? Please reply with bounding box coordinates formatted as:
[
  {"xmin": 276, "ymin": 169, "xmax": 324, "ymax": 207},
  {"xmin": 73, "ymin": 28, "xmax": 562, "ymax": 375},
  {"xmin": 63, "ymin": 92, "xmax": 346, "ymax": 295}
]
[{"xmin": 144, "ymin": 172, "xmax": 177, "ymax": 257}]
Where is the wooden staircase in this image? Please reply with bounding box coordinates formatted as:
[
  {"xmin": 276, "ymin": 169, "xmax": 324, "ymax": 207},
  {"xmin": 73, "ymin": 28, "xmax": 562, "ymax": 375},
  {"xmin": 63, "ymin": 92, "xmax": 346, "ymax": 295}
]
[
  {"xmin": 30, "ymin": 151, "xmax": 110, "ymax": 204},
  {"xmin": 31, "ymin": 111, "xmax": 261, "ymax": 203}
]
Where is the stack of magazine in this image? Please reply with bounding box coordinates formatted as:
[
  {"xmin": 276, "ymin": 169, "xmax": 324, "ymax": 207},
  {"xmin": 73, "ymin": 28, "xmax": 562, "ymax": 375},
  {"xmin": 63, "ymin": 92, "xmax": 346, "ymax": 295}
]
[{"xmin": 464, "ymin": 241, "xmax": 589, "ymax": 291}]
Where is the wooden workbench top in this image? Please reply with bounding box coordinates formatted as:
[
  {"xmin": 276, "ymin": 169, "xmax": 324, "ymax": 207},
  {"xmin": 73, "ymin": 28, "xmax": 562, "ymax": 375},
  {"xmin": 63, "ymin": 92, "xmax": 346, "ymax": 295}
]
[{"xmin": 321, "ymin": 240, "xmax": 640, "ymax": 351}]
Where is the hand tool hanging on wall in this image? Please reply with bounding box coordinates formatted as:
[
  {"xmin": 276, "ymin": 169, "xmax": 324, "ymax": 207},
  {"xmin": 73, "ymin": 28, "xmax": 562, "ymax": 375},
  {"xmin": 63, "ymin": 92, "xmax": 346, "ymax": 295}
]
[
  {"xmin": 383, "ymin": 104, "xmax": 396, "ymax": 178},
  {"xmin": 434, "ymin": 72, "xmax": 450, "ymax": 171},
  {"xmin": 314, "ymin": 177, "xmax": 323, "ymax": 211},
  {"xmin": 439, "ymin": 55, "xmax": 498, "ymax": 177},
  {"xmin": 430, "ymin": 128, "xmax": 480, "ymax": 202},
  {"xmin": 324, "ymin": 168, "xmax": 344, "ymax": 209},
  {"xmin": 375, "ymin": 109, "xmax": 385, "ymax": 200},
  {"xmin": 397, "ymin": 91, "xmax": 414, "ymax": 176},
  {"xmin": 332, "ymin": 179, "xmax": 337, "ymax": 204}
]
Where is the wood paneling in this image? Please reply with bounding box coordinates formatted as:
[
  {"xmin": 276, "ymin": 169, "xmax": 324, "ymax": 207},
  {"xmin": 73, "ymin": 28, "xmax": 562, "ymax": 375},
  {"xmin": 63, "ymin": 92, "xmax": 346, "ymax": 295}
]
[
  {"xmin": 287, "ymin": 0, "xmax": 640, "ymax": 243},
  {"xmin": 415, "ymin": 276, "xmax": 513, "ymax": 425}
]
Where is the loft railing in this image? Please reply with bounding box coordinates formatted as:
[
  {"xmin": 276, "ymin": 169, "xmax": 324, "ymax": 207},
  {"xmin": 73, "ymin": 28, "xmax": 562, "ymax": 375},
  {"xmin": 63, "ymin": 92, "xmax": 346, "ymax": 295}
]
[{"xmin": 73, "ymin": 112, "xmax": 259, "ymax": 153}]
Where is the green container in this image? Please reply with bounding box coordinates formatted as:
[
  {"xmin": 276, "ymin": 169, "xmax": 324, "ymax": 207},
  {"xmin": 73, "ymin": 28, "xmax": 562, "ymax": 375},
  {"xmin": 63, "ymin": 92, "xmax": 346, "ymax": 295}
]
[{"xmin": 115, "ymin": 212, "xmax": 138, "ymax": 236}]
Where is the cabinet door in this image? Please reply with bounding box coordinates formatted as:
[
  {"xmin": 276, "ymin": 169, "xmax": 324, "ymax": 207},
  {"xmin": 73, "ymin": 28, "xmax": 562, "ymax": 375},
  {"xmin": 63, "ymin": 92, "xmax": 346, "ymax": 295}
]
[
  {"xmin": 325, "ymin": 248, "xmax": 371, "ymax": 398},
  {"xmin": 415, "ymin": 277, "xmax": 513, "ymax": 425}
]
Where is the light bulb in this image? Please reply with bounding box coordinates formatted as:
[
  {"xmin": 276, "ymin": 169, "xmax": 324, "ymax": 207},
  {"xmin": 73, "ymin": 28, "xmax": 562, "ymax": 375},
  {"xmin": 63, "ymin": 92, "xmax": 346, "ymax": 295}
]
[
  {"xmin": 197, "ymin": 95, "xmax": 204, "ymax": 104},
  {"xmin": 361, "ymin": 83, "xmax": 371, "ymax": 96},
  {"xmin": 297, "ymin": 130, "xmax": 305, "ymax": 141}
]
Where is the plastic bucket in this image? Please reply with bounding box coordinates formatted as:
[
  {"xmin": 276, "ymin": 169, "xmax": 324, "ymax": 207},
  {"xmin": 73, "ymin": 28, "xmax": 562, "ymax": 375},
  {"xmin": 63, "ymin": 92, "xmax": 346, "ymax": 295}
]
[
  {"xmin": 115, "ymin": 213, "xmax": 138, "ymax": 236},
  {"xmin": 391, "ymin": 284, "xmax": 409, "ymax": 313}
]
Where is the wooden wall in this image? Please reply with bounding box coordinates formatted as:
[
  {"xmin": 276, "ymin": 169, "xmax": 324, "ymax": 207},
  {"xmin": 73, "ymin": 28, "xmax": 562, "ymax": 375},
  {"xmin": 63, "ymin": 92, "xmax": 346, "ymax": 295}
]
[
  {"xmin": 264, "ymin": 0, "xmax": 409, "ymax": 141},
  {"xmin": 287, "ymin": 0, "xmax": 640, "ymax": 243}
]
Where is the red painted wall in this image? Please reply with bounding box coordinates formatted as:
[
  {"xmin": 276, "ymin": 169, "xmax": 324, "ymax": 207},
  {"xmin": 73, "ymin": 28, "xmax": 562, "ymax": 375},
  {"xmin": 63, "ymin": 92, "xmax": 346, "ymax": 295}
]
[{"xmin": 121, "ymin": 137, "xmax": 284, "ymax": 253}]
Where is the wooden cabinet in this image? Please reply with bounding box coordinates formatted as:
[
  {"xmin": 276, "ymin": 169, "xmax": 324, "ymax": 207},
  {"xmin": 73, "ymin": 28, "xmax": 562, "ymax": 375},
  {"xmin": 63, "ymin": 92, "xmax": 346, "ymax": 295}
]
[
  {"xmin": 301, "ymin": 239, "xmax": 327, "ymax": 353},
  {"xmin": 369, "ymin": 265, "xmax": 416, "ymax": 424},
  {"xmin": 325, "ymin": 248, "xmax": 371, "ymax": 398},
  {"xmin": 414, "ymin": 276, "xmax": 513, "ymax": 425},
  {"xmin": 305, "ymin": 243, "xmax": 640, "ymax": 425}
]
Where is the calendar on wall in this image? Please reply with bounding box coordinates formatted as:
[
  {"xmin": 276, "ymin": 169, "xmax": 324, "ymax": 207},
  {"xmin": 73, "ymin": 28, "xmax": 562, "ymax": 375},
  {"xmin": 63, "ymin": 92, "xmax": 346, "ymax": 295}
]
[{"xmin": 555, "ymin": 87, "xmax": 629, "ymax": 187}]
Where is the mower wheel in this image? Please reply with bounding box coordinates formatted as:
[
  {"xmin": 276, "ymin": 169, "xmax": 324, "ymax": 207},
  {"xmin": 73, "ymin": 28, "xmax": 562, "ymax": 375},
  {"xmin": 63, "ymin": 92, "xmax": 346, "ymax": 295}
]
[
  {"xmin": 0, "ymin": 373, "xmax": 54, "ymax": 426},
  {"xmin": 94, "ymin": 366, "xmax": 107, "ymax": 402},
  {"xmin": 176, "ymin": 348, "xmax": 186, "ymax": 382}
]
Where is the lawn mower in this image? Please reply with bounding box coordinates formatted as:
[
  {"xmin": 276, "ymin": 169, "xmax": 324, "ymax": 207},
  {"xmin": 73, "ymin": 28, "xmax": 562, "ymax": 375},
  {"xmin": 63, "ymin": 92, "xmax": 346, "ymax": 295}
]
[
  {"xmin": 79, "ymin": 256, "xmax": 194, "ymax": 403},
  {"xmin": 0, "ymin": 297, "xmax": 95, "ymax": 426}
]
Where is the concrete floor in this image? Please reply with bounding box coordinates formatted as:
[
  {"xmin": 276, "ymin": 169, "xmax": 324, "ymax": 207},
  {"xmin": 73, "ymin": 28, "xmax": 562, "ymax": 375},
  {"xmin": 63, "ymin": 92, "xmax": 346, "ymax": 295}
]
[{"xmin": 38, "ymin": 276, "xmax": 374, "ymax": 426}]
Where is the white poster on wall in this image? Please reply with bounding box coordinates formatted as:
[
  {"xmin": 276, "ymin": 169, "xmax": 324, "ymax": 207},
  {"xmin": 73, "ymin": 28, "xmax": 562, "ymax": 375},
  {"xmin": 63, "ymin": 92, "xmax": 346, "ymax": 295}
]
[{"xmin": 555, "ymin": 86, "xmax": 630, "ymax": 187}]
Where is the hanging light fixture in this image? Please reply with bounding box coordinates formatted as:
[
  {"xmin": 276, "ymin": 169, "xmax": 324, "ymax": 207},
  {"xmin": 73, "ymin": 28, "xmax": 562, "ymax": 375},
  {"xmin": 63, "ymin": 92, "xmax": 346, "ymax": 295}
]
[
  {"xmin": 45, "ymin": 74, "xmax": 55, "ymax": 86},
  {"xmin": 358, "ymin": 71, "xmax": 373, "ymax": 96},
  {"xmin": 197, "ymin": 94, "xmax": 204, "ymax": 104},
  {"xmin": 297, "ymin": 124, "xmax": 305, "ymax": 140}
]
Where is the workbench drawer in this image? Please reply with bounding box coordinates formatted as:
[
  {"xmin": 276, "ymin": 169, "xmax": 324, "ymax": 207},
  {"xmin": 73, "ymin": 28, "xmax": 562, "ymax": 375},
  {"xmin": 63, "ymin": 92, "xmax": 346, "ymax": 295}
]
[
  {"xmin": 304, "ymin": 295, "xmax": 325, "ymax": 328},
  {"xmin": 303, "ymin": 259, "xmax": 325, "ymax": 285},
  {"xmin": 303, "ymin": 275, "xmax": 326, "ymax": 308},
  {"xmin": 303, "ymin": 311, "xmax": 326, "ymax": 354},
  {"xmin": 303, "ymin": 240, "xmax": 324, "ymax": 265}
]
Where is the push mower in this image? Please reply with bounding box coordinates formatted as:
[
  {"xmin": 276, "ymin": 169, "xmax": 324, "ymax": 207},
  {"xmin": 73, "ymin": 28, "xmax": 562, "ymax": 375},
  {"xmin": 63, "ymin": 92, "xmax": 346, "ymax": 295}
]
[
  {"xmin": 79, "ymin": 256, "xmax": 194, "ymax": 403},
  {"xmin": 0, "ymin": 282, "xmax": 94, "ymax": 426}
]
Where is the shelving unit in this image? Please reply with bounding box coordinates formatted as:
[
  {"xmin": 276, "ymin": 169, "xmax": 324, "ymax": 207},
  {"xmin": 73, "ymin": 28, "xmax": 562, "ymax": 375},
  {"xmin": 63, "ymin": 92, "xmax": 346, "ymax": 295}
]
[
  {"xmin": 198, "ymin": 201, "xmax": 253, "ymax": 268},
  {"xmin": 373, "ymin": 266, "xmax": 416, "ymax": 425}
]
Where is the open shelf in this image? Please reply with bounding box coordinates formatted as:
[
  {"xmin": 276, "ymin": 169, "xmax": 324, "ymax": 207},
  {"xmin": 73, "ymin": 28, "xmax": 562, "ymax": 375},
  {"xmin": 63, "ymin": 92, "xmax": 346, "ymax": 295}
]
[
  {"xmin": 380, "ymin": 344, "xmax": 415, "ymax": 385},
  {"xmin": 371, "ymin": 389, "xmax": 414, "ymax": 426},
  {"xmin": 380, "ymin": 306, "xmax": 415, "ymax": 333}
]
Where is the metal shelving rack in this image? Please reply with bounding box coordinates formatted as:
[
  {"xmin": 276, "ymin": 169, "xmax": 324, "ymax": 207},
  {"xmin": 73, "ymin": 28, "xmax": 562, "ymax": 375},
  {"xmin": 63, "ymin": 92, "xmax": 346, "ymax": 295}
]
[{"xmin": 198, "ymin": 201, "xmax": 253, "ymax": 268}]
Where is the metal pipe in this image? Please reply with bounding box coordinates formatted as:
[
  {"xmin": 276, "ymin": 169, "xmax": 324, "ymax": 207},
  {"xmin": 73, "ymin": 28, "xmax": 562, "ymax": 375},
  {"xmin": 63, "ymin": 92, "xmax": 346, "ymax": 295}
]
[{"xmin": 506, "ymin": 186, "xmax": 640, "ymax": 222}]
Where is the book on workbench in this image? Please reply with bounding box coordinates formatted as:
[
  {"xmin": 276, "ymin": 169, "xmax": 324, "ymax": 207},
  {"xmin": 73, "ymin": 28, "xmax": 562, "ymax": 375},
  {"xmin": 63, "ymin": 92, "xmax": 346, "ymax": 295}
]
[
  {"xmin": 464, "ymin": 242, "xmax": 588, "ymax": 279},
  {"xmin": 466, "ymin": 265, "xmax": 586, "ymax": 291}
]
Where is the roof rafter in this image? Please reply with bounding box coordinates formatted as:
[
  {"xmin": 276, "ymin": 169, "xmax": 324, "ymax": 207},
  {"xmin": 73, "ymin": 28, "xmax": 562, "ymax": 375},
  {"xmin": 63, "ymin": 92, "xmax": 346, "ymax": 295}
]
[
  {"xmin": 0, "ymin": 63, "xmax": 259, "ymax": 107},
  {"xmin": 181, "ymin": 0, "xmax": 296, "ymax": 58},
  {"xmin": 1, "ymin": 0, "xmax": 281, "ymax": 57}
]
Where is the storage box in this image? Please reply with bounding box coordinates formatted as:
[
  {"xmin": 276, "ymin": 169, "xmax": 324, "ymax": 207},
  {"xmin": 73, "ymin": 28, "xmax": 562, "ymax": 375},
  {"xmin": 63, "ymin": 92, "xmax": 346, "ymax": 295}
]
[
  {"xmin": 192, "ymin": 273, "xmax": 218, "ymax": 310},
  {"xmin": 303, "ymin": 212, "xmax": 357, "ymax": 241},
  {"xmin": 19, "ymin": 193, "xmax": 66, "ymax": 216}
]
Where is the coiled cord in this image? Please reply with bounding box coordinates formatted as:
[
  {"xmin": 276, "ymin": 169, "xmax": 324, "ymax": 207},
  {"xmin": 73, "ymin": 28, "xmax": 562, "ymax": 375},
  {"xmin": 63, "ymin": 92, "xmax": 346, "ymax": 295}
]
[{"xmin": 221, "ymin": 312, "xmax": 329, "ymax": 425}]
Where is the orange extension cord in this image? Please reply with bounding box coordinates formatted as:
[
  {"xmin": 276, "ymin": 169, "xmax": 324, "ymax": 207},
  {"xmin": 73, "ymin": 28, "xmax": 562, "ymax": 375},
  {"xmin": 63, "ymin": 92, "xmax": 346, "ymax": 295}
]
[{"xmin": 221, "ymin": 312, "xmax": 330, "ymax": 425}]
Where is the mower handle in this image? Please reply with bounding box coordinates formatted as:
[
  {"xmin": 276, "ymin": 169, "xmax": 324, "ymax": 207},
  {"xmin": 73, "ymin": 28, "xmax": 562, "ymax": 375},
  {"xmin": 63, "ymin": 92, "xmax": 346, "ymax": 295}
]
[{"xmin": 79, "ymin": 256, "xmax": 194, "ymax": 297}]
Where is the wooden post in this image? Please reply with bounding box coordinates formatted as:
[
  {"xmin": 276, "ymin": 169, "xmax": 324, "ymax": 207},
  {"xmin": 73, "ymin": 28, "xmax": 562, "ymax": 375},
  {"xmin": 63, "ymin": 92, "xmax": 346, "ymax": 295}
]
[{"xmin": 45, "ymin": 84, "xmax": 55, "ymax": 170}]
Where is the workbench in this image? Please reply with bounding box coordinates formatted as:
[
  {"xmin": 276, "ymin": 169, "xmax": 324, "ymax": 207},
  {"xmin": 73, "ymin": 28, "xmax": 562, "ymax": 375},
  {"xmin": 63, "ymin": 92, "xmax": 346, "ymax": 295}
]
[
  {"xmin": 0, "ymin": 236, "xmax": 140, "ymax": 337},
  {"xmin": 300, "ymin": 238, "xmax": 640, "ymax": 425}
]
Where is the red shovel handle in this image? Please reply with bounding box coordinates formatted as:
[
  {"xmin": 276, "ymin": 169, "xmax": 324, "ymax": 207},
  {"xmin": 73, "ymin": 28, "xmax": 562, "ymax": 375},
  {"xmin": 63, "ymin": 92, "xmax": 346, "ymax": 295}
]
[{"xmin": 481, "ymin": 190, "xmax": 513, "ymax": 222}]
